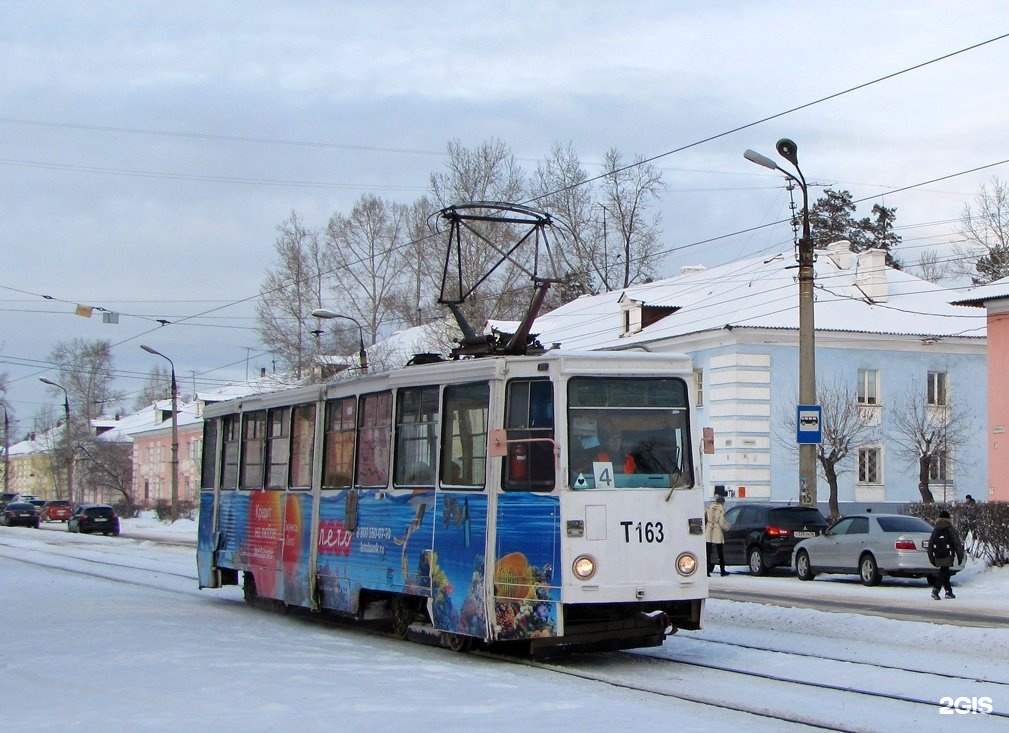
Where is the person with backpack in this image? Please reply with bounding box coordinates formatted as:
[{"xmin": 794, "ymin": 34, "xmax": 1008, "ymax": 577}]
[{"xmin": 927, "ymin": 510, "xmax": 965, "ymax": 600}]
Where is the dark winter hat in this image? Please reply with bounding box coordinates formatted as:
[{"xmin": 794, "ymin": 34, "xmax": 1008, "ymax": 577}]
[
  {"xmin": 938, "ymin": 510, "xmax": 951, "ymax": 518},
  {"xmin": 715, "ymin": 495, "xmax": 725, "ymax": 504}
]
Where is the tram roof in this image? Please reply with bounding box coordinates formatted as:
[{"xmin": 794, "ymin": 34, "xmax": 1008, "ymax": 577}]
[{"xmin": 201, "ymin": 350, "xmax": 693, "ymax": 417}]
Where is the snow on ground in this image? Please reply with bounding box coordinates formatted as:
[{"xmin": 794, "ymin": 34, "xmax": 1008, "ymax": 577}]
[{"xmin": 1, "ymin": 514, "xmax": 1007, "ymax": 732}]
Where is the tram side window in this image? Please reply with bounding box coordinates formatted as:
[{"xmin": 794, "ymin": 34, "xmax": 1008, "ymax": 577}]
[
  {"xmin": 221, "ymin": 415, "xmax": 240, "ymax": 490},
  {"xmin": 201, "ymin": 418, "xmax": 219, "ymax": 490},
  {"xmin": 290, "ymin": 404, "xmax": 316, "ymax": 489},
  {"xmin": 356, "ymin": 392, "xmax": 392, "ymax": 487},
  {"xmin": 323, "ymin": 397, "xmax": 356, "ymax": 489},
  {"xmin": 394, "ymin": 386, "xmax": 439, "ymax": 487},
  {"xmin": 503, "ymin": 379, "xmax": 555, "ymax": 491},
  {"xmin": 266, "ymin": 407, "xmax": 291, "ymax": 489},
  {"xmin": 240, "ymin": 411, "xmax": 267, "ymax": 489},
  {"xmin": 440, "ymin": 382, "xmax": 489, "ymax": 489}
]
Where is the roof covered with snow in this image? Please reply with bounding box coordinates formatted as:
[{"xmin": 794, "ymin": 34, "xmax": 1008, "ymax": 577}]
[
  {"xmin": 949, "ymin": 275, "xmax": 1009, "ymax": 307},
  {"xmin": 529, "ymin": 246, "xmax": 986, "ymax": 350}
]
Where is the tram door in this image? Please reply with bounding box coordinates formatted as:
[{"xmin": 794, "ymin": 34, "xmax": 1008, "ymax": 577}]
[
  {"xmin": 491, "ymin": 379, "xmax": 562, "ymax": 642},
  {"xmin": 430, "ymin": 382, "xmax": 492, "ymax": 638}
]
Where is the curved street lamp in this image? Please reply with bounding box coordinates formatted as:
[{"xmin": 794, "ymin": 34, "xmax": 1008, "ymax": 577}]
[
  {"xmin": 140, "ymin": 345, "xmax": 179, "ymax": 522},
  {"xmin": 311, "ymin": 309, "xmax": 369, "ymax": 374},
  {"xmin": 39, "ymin": 377, "xmax": 74, "ymax": 505},
  {"xmin": 744, "ymin": 139, "xmax": 818, "ymax": 507}
]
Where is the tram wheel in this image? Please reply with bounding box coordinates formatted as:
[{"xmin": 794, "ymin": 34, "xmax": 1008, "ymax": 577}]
[
  {"xmin": 242, "ymin": 572, "xmax": 258, "ymax": 606},
  {"xmin": 391, "ymin": 597, "xmax": 416, "ymax": 640},
  {"xmin": 441, "ymin": 632, "xmax": 473, "ymax": 653}
]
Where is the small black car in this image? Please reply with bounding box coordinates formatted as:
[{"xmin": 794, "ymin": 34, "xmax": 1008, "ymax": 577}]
[
  {"xmin": 722, "ymin": 503, "xmax": 829, "ymax": 575},
  {"xmin": 1, "ymin": 501, "xmax": 41, "ymax": 528},
  {"xmin": 68, "ymin": 504, "xmax": 121, "ymax": 536}
]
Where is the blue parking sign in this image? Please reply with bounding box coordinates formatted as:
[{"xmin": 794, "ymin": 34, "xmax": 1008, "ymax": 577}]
[{"xmin": 796, "ymin": 405, "xmax": 822, "ymax": 444}]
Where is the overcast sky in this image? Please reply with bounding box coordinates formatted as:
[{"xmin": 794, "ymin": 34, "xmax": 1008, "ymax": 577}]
[{"xmin": 2, "ymin": 1, "xmax": 1007, "ymax": 428}]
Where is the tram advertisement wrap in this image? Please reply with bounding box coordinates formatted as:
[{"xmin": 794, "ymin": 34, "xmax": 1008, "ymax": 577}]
[
  {"xmin": 213, "ymin": 491, "xmax": 313, "ymax": 606},
  {"xmin": 493, "ymin": 493, "xmax": 561, "ymax": 641},
  {"xmin": 315, "ymin": 490, "xmax": 490, "ymax": 638}
]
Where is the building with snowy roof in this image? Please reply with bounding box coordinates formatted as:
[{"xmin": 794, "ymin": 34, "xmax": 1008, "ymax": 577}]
[
  {"xmin": 526, "ymin": 242, "xmax": 987, "ymax": 509},
  {"xmin": 951, "ymin": 276, "xmax": 1009, "ymax": 501}
]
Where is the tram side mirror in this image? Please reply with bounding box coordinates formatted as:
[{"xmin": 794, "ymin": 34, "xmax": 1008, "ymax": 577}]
[{"xmin": 489, "ymin": 428, "xmax": 508, "ymax": 458}]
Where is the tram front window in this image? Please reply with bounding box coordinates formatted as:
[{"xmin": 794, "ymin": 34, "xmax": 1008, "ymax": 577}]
[{"xmin": 567, "ymin": 377, "xmax": 692, "ymax": 490}]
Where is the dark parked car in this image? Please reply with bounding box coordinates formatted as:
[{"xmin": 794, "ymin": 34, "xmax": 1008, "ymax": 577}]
[
  {"xmin": 41, "ymin": 499, "xmax": 73, "ymax": 523},
  {"xmin": 1, "ymin": 501, "xmax": 41, "ymax": 528},
  {"xmin": 722, "ymin": 503, "xmax": 829, "ymax": 575},
  {"xmin": 0, "ymin": 492, "xmax": 23, "ymax": 510},
  {"xmin": 792, "ymin": 513, "xmax": 964, "ymax": 586},
  {"xmin": 68, "ymin": 504, "xmax": 120, "ymax": 536}
]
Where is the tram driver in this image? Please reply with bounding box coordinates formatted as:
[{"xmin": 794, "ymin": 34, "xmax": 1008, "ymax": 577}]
[{"xmin": 593, "ymin": 428, "xmax": 637, "ymax": 474}]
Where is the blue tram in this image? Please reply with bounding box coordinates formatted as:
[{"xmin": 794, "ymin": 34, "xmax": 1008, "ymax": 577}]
[{"xmin": 197, "ymin": 350, "xmax": 706, "ymax": 653}]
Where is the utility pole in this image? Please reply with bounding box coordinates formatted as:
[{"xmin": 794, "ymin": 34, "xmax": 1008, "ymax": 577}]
[{"xmin": 745, "ymin": 139, "xmax": 819, "ymax": 507}]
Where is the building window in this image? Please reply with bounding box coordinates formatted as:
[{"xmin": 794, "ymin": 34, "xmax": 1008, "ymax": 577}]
[
  {"xmin": 857, "ymin": 369, "xmax": 879, "ymax": 405},
  {"xmin": 857, "ymin": 446, "xmax": 882, "ymax": 484},
  {"xmin": 927, "ymin": 371, "xmax": 947, "ymax": 406},
  {"xmin": 694, "ymin": 368, "xmax": 704, "ymax": 408},
  {"xmin": 929, "ymin": 450, "xmax": 949, "ymax": 482}
]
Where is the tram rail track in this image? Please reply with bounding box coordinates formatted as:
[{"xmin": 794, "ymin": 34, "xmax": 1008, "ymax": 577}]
[{"xmin": 4, "ymin": 532, "xmax": 1006, "ymax": 731}]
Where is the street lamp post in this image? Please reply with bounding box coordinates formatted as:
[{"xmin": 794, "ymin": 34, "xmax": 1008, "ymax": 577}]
[
  {"xmin": 744, "ymin": 139, "xmax": 818, "ymax": 507},
  {"xmin": 39, "ymin": 377, "xmax": 74, "ymax": 505},
  {"xmin": 311, "ymin": 309, "xmax": 369, "ymax": 374},
  {"xmin": 140, "ymin": 345, "xmax": 179, "ymax": 522}
]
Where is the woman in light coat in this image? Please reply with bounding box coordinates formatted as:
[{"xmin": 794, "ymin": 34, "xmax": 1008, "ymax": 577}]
[{"xmin": 704, "ymin": 494, "xmax": 729, "ymax": 577}]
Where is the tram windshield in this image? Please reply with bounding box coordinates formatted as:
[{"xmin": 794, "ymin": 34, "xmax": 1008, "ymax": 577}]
[{"xmin": 567, "ymin": 377, "xmax": 692, "ymax": 490}]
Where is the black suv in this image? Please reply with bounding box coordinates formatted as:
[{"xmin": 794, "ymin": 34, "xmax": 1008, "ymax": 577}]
[
  {"xmin": 68, "ymin": 504, "xmax": 121, "ymax": 536},
  {"xmin": 722, "ymin": 503, "xmax": 828, "ymax": 575}
]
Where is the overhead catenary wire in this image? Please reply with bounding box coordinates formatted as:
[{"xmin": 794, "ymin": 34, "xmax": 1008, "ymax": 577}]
[{"xmin": 5, "ymin": 32, "xmax": 1008, "ymax": 410}]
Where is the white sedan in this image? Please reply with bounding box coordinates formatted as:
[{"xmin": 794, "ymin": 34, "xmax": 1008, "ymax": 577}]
[{"xmin": 792, "ymin": 513, "xmax": 964, "ymax": 586}]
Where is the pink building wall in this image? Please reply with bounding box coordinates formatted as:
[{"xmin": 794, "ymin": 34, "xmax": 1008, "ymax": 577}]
[
  {"xmin": 988, "ymin": 310, "xmax": 1009, "ymax": 501},
  {"xmin": 132, "ymin": 423, "xmax": 204, "ymax": 507}
]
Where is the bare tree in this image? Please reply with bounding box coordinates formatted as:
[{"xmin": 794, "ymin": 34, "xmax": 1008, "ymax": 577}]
[
  {"xmin": 256, "ymin": 211, "xmax": 326, "ymax": 379},
  {"xmin": 132, "ymin": 365, "xmax": 171, "ymax": 411},
  {"xmin": 889, "ymin": 378, "xmax": 975, "ymax": 503},
  {"xmin": 77, "ymin": 439, "xmax": 133, "ymax": 504},
  {"xmin": 775, "ymin": 377, "xmax": 879, "ymax": 517},
  {"xmin": 48, "ymin": 338, "xmax": 123, "ymax": 423},
  {"xmin": 428, "ymin": 139, "xmax": 534, "ymax": 325},
  {"xmin": 598, "ymin": 149, "xmax": 664, "ymax": 290},
  {"xmin": 47, "ymin": 338, "xmax": 124, "ymax": 503},
  {"xmin": 324, "ymin": 194, "xmax": 411, "ymax": 344},
  {"xmin": 531, "ymin": 143, "xmax": 598, "ymax": 298},
  {"xmin": 952, "ymin": 176, "xmax": 1009, "ymax": 284},
  {"xmin": 387, "ymin": 196, "xmax": 442, "ymax": 327},
  {"xmin": 915, "ymin": 249, "xmax": 950, "ymax": 284}
]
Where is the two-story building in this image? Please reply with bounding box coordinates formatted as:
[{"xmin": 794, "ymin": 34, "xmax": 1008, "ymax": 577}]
[
  {"xmin": 952, "ymin": 278, "xmax": 1009, "ymax": 501},
  {"xmin": 523, "ymin": 243, "xmax": 987, "ymax": 510}
]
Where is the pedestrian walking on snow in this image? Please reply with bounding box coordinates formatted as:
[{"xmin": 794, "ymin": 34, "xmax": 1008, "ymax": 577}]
[
  {"xmin": 928, "ymin": 510, "xmax": 965, "ymax": 600},
  {"xmin": 705, "ymin": 494, "xmax": 729, "ymax": 577}
]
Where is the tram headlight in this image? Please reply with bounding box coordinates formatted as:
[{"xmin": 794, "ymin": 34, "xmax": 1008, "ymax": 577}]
[
  {"xmin": 676, "ymin": 552, "xmax": 699, "ymax": 577},
  {"xmin": 572, "ymin": 554, "xmax": 597, "ymax": 580}
]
